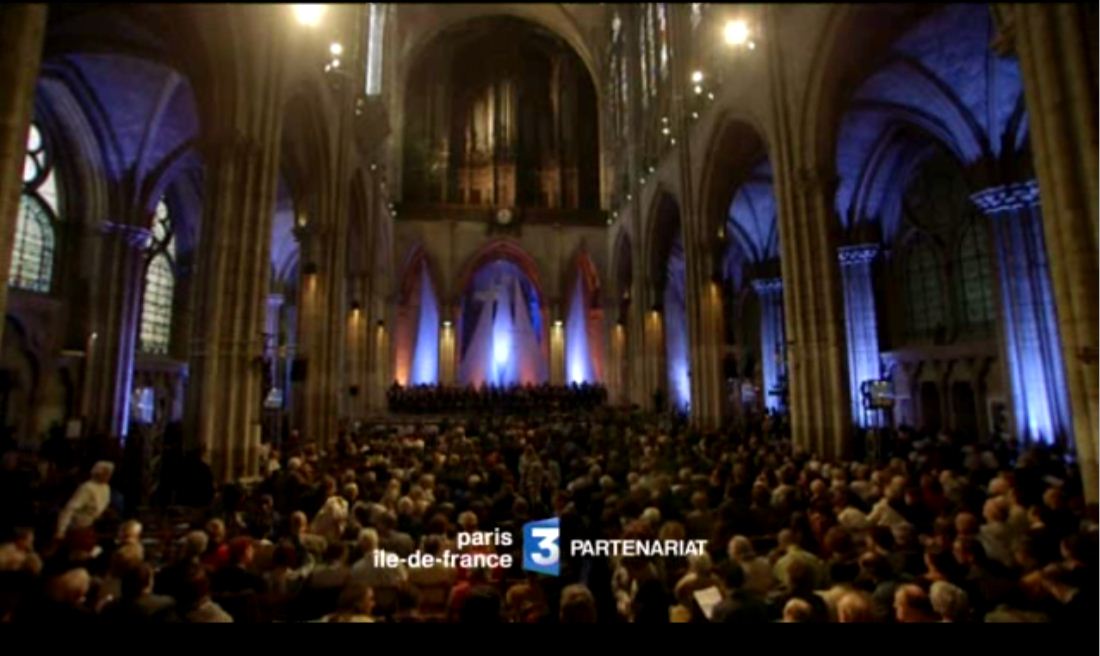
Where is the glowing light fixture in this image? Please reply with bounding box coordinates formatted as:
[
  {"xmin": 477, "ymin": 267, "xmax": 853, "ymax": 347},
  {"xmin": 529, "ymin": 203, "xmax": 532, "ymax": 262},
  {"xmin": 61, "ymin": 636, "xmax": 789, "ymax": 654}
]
[
  {"xmin": 694, "ymin": 85, "xmax": 703, "ymax": 95},
  {"xmin": 691, "ymin": 70, "xmax": 704, "ymax": 83},
  {"xmin": 330, "ymin": 42, "xmax": 344, "ymax": 56},
  {"xmin": 724, "ymin": 19, "xmax": 750, "ymax": 46},
  {"xmin": 292, "ymin": 4, "xmax": 327, "ymax": 27}
]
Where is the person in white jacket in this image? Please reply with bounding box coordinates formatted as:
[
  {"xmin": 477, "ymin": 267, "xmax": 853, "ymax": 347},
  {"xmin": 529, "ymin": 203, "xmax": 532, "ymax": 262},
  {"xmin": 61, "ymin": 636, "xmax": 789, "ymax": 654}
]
[{"xmin": 56, "ymin": 461, "xmax": 115, "ymax": 553}]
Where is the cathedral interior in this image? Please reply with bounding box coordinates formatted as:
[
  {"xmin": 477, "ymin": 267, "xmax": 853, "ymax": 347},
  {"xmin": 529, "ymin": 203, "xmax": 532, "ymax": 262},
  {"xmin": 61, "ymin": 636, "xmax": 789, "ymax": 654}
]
[{"xmin": 0, "ymin": 3, "xmax": 1096, "ymax": 625}]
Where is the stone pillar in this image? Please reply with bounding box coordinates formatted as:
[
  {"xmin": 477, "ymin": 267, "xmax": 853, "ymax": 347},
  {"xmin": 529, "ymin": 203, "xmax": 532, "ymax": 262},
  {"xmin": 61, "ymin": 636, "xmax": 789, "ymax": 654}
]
[
  {"xmin": 184, "ymin": 7, "xmax": 292, "ymax": 483},
  {"xmin": 838, "ymin": 244, "xmax": 881, "ymax": 427},
  {"xmin": 1003, "ymin": 3, "xmax": 1097, "ymax": 502},
  {"xmin": 86, "ymin": 222, "xmax": 151, "ymax": 439},
  {"xmin": 0, "ymin": 5, "xmax": 47, "ymax": 345},
  {"xmin": 774, "ymin": 166, "xmax": 852, "ymax": 460},
  {"xmin": 972, "ymin": 181, "xmax": 1072, "ymax": 446},
  {"xmin": 549, "ymin": 300, "xmax": 565, "ymax": 385},
  {"xmin": 439, "ymin": 303, "xmax": 457, "ymax": 386},
  {"xmin": 751, "ymin": 277, "xmax": 786, "ymax": 413}
]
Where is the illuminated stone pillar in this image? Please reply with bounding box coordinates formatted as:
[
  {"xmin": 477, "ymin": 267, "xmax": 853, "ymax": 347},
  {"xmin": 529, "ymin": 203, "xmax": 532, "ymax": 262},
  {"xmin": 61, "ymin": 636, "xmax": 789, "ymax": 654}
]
[
  {"xmin": 1004, "ymin": 3, "xmax": 1097, "ymax": 502},
  {"xmin": 0, "ymin": 4, "xmax": 47, "ymax": 346},
  {"xmin": 439, "ymin": 308, "xmax": 456, "ymax": 385},
  {"xmin": 838, "ymin": 244, "xmax": 881, "ymax": 426},
  {"xmin": 86, "ymin": 222, "xmax": 151, "ymax": 440},
  {"xmin": 972, "ymin": 181, "xmax": 1071, "ymax": 446},
  {"xmin": 751, "ymin": 277, "xmax": 786, "ymax": 413}
]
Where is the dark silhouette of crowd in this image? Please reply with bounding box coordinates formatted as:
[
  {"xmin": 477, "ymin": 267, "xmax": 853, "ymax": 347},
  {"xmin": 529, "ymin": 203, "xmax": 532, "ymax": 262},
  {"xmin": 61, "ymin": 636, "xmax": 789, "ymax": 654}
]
[
  {"xmin": 387, "ymin": 382, "xmax": 608, "ymax": 415},
  {"xmin": 0, "ymin": 404, "xmax": 1095, "ymax": 624}
]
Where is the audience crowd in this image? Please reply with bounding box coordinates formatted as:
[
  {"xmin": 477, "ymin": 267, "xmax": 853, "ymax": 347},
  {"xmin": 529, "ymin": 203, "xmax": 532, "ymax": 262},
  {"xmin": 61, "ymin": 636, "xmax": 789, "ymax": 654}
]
[
  {"xmin": 0, "ymin": 400, "xmax": 1095, "ymax": 624},
  {"xmin": 387, "ymin": 382, "xmax": 608, "ymax": 415}
]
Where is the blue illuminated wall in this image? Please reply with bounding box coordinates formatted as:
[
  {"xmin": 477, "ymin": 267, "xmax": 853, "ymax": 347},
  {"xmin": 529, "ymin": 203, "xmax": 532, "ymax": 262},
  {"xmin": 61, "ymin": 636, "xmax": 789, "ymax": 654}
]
[
  {"xmin": 458, "ymin": 259, "xmax": 546, "ymax": 386},
  {"xmin": 831, "ymin": 4, "xmax": 1070, "ymax": 441},
  {"xmin": 566, "ymin": 275, "xmax": 595, "ymax": 384},
  {"xmin": 409, "ymin": 264, "xmax": 439, "ymax": 384},
  {"xmin": 665, "ymin": 239, "xmax": 691, "ymax": 411}
]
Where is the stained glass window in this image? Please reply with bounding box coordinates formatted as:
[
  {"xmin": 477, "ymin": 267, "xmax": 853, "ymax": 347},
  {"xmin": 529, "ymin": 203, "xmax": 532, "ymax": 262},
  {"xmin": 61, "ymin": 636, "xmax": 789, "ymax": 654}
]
[
  {"xmin": 9, "ymin": 123, "xmax": 57, "ymax": 293},
  {"xmin": 906, "ymin": 238, "xmax": 946, "ymax": 339},
  {"xmin": 139, "ymin": 200, "xmax": 175, "ymax": 355},
  {"xmin": 957, "ymin": 218, "xmax": 995, "ymax": 330}
]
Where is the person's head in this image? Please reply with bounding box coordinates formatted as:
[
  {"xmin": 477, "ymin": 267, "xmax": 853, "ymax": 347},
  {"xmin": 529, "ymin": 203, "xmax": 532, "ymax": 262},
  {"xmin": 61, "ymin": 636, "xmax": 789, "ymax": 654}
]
[
  {"xmin": 12, "ymin": 527, "xmax": 34, "ymax": 551},
  {"xmin": 952, "ymin": 535, "xmax": 987, "ymax": 568},
  {"xmin": 954, "ymin": 512, "xmax": 979, "ymax": 537},
  {"xmin": 183, "ymin": 530, "xmax": 209, "ymax": 560},
  {"xmin": 687, "ymin": 552, "xmax": 713, "ymax": 577},
  {"xmin": 930, "ymin": 581, "xmax": 969, "ymax": 622},
  {"xmin": 120, "ymin": 562, "xmax": 155, "ymax": 599},
  {"xmin": 728, "ymin": 535, "xmax": 755, "ymax": 563},
  {"xmin": 109, "ymin": 543, "xmax": 144, "ymax": 578},
  {"xmin": 785, "ymin": 558, "xmax": 815, "ymax": 592},
  {"xmin": 358, "ymin": 528, "xmax": 380, "ymax": 553},
  {"xmin": 924, "ymin": 545, "xmax": 959, "ymax": 580},
  {"xmin": 118, "ymin": 520, "xmax": 142, "ymax": 546},
  {"xmin": 782, "ymin": 598, "xmax": 813, "ymax": 623},
  {"xmin": 343, "ymin": 483, "xmax": 359, "ymax": 503},
  {"xmin": 228, "ymin": 537, "xmax": 254, "ymax": 567},
  {"xmin": 338, "ymin": 584, "xmax": 375, "ymax": 617},
  {"xmin": 559, "ymin": 584, "xmax": 597, "ymax": 623},
  {"xmin": 324, "ymin": 541, "xmax": 347, "ymax": 565},
  {"xmin": 837, "ymin": 591, "xmax": 875, "ymax": 623},
  {"xmin": 205, "ymin": 519, "xmax": 226, "ymax": 544},
  {"xmin": 50, "ymin": 568, "xmax": 91, "ymax": 606},
  {"xmin": 91, "ymin": 461, "xmax": 114, "ymax": 484},
  {"xmin": 182, "ymin": 565, "xmax": 212, "ymax": 607},
  {"xmin": 894, "ymin": 584, "xmax": 935, "ymax": 623},
  {"xmin": 290, "ymin": 511, "xmax": 310, "ymax": 536},
  {"xmin": 983, "ymin": 497, "xmax": 1009, "ymax": 524}
]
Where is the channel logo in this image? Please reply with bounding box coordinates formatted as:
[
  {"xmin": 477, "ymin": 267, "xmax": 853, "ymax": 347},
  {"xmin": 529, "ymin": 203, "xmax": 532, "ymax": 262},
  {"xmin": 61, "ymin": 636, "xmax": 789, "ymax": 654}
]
[{"xmin": 522, "ymin": 517, "xmax": 560, "ymax": 576}]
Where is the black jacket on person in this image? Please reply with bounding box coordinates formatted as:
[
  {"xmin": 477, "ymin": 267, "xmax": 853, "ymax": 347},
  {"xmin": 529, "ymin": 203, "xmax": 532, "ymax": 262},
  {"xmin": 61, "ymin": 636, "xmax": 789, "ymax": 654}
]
[{"xmin": 101, "ymin": 594, "xmax": 180, "ymax": 623}]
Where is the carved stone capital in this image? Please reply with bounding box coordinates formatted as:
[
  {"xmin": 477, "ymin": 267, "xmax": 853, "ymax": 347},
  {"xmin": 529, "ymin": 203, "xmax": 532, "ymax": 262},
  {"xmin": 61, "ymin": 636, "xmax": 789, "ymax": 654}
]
[
  {"xmin": 838, "ymin": 243, "xmax": 879, "ymax": 267},
  {"xmin": 970, "ymin": 179, "xmax": 1040, "ymax": 215},
  {"xmin": 99, "ymin": 221, "xmax": 152, "ymax": 251},
  {"xmin": 751, "ymin": 277, "xmax": 783, "ymax": 295}
]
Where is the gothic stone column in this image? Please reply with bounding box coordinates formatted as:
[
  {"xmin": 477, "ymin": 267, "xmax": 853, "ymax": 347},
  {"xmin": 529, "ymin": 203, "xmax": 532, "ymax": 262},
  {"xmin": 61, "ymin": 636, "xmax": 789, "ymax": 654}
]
[
  {"xmin": 0, "ymin": 5, "xmax": 47, "ymax": 345},
  {"xmin": 838, "ymin": 244, "xmax": 882, "ymax": 427},
  {"xmin": 1004, "ymin": 4, "xmax": 1098, "ymax": 503},
  {"xmin": 972, "ymin": 181, "xmax": 1073, "ymax": 448},
  {"xmin": 751, "ymin": 277, "xmax": 786, "ymax": 413},
  {"xmin": 774, "ymin": 167, "xmax": 853, "ymax": 460},
  {"xmin": 86, "ymin": 223, "xmax": 151, "ymax": 439}
]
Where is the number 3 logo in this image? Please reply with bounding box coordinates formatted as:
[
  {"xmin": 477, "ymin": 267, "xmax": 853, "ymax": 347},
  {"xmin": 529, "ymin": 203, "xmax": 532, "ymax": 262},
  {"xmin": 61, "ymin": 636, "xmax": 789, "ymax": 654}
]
[{"xmin": 523, "ymin": 518, "xmax": 561, "ymax": 576}]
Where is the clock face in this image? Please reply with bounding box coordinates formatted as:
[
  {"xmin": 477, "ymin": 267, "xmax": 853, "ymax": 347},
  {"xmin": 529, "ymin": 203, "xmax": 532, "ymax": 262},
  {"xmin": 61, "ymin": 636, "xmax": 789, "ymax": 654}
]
[{"xmin": 496, "ymin": 208, "xmax": 513, "ymax": 225}]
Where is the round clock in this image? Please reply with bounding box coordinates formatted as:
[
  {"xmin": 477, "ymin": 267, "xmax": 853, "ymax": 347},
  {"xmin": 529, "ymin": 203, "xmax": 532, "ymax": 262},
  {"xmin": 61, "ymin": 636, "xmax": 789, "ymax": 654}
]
[{"xmin": 495, "ymin": 208, "xmax": 514, "ymax": 225}]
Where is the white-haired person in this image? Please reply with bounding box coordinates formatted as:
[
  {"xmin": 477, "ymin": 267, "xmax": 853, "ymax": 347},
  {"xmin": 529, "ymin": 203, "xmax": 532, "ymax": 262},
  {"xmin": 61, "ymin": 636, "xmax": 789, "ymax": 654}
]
[
  {"xmin": 930, "ymin": 580, "xmax": 971, "ymax": 622},
  {"xmin": 728, "ymin": 535, "xmax": 775, "ymax": 596},
  {"xmin": 55, "ymin": 461, "xmax": 115, "ymax": 555}
]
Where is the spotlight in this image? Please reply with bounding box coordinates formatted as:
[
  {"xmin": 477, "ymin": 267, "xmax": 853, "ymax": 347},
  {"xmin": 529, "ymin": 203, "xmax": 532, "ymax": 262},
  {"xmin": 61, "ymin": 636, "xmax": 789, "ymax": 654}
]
[
  {"xmin": 331, "ymin": 58, "xmax": 340, "ymax": 68},
  {"xmin": 329, "ymin": 42, "xmax": 344, "ymax": 56},
  {"xmin": 724, "ymin": 19, "xmax": 750, "ymax": 46},
  {"xmin": 691, "ymin": 111, "xmax": 699, "ymax": 119},
  {"xmin": 640, "ymin": 177, "xmax": 646, "ymax": 185},
  {"xmin": 707, "ymin": 92, "xmax": 715, "ymax": 101},
  {"xmin": 691, "ymin": 70, "xmax": 704, "ymax": 83},
  {"xmin": 292, "ymin": 4, "xmax": 327, "ymax": 27},
  {"xmin": 694, "ymin": 85, "xmax": 703, "ymax": 95},
  {"xmin": 626, "ymin": 193, "xmax": 632, "ymax": 201},
  {"xmin": 442, "ymin": 320, "xmax": 452, "ymax": 328},
  {"xmin": 553, "ymin": 320, "xmax": 564, "ymax": 328},
  {"xmin": 606, "ymin": 218, "xmax": 613, "ymax": 226},
  {"xmin": 662, "ymin": 127, "xmax": 671, "ymax": 135},
  {"xmin": 648, "ymin": 165, "xmax": 656, "ymax": 173},
  {"xmin": 670, "ymin": 138, "xmax": 676, "ymax": 146}
]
